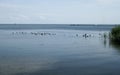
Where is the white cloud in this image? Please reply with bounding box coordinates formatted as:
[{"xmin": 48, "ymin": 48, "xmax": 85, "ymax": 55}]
[
  {"xmin": 2, "ymin": 14, "xmax": 29, "ymax": 23},
  {"xmin": 18, "ymin": 15, "xmax": 30, "ymax": 20},
  {"xmin": 96, "ymin": 0, "xmax": 120, "ymax": 5},
  {"xmin": 9, "ymin": 15, "xmax": 30, "ymax": 21},
  {"xmin": 0, "ymin": 3, "xmax": 22, "ymax": 9},
  {"xmin": 39, "ymin": 16, "xmax": 47, "ymax": 20}
]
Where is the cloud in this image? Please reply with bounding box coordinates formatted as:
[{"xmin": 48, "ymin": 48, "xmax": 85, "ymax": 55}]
[
  {"xmin": 39, "ymin": 16, "xmax": 47, "ymax": 20},
  {"xmin": 9, "ymin": 15, "xmax": 30, "ymax": 21},
  {"xmin": 0, "ymin": 2, "xmax": 22, "ymax": 9},
  {"xmin": 0, "ymin": 0, "xmax": 120, "ymax": 24},
  {"xmin": 96, "ymin": 0, "xmax": 120, "ymax": 5}
]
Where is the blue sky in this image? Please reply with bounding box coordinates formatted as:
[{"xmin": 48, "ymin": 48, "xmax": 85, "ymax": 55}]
[{"xmin": 0, "ymin": 0, "xmax": 120, "ymax": 24}]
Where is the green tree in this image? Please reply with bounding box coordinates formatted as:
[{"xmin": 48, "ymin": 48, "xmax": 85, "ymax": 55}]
[{"xmin": 110, "ymin": 26, "xmax": 120, "ymax": 42}]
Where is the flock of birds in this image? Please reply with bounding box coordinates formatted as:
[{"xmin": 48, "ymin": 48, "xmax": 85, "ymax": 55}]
[
  {"xmin": 12, "ymin": 32, "xmax": 56, "ymax": 36},
  {"xmin": 11, "ymin": 31, "xmax": 105, "ymax": 38}
]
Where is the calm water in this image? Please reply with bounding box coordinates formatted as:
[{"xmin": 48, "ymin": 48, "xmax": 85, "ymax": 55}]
[{"xmin": 0, "ymin": 25, "xmax": 120, "ymax": 75}]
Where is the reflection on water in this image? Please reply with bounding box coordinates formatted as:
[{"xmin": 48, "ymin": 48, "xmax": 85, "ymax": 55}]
[
  {"xmin": 0, "ymin": 30, "xmax": 120, "ymax": 75},
  {"xmin": 109, "ymin": 40, "xmax": 120, "ymax": 52}
]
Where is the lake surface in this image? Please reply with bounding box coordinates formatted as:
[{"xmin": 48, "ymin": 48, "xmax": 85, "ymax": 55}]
[{"xmin": 0, "ymin": 24, "xmax": 120, "ymax": 75}]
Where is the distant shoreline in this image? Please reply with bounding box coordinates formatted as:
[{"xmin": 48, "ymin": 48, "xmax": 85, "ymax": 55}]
[
  {"xmin": 0, "ymin": 24, "xmax": 118, "ymax": 25},
  {"xmin": 0, "ymin": 24, "xmax": 117, "ymax": 31}
]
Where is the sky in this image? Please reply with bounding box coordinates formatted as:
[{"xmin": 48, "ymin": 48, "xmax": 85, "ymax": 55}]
[{"xmin": 0, "ymin": 0, "xmax": 120, "ymax": 24}]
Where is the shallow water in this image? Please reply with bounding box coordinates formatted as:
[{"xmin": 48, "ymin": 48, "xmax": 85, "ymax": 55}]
[{"xmin": 0, "ymin": 29, "xmax": 120, "ymax": 75}]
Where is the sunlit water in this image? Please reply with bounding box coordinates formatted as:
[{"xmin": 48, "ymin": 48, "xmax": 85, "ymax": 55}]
[{"xmin": 0, "ymin": 29, "xmax": 120, "ymax": 75}]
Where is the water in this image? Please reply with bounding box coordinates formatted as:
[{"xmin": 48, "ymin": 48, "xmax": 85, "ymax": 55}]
[
  {"xmin": 0, "ymin": 24, "xmax": 115, "ymax": 30},
  {"xmin": 0, "ymin": 24, "xmax": 120, "ymax": 75}
]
